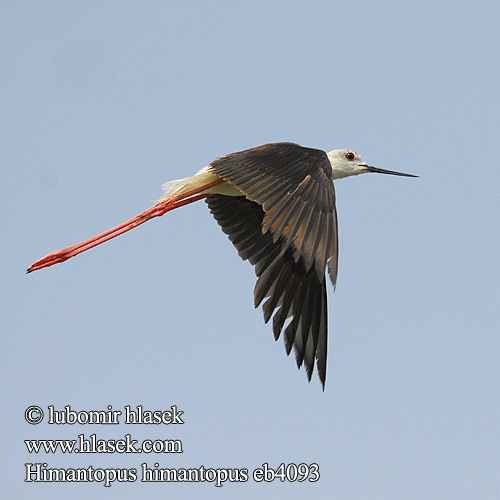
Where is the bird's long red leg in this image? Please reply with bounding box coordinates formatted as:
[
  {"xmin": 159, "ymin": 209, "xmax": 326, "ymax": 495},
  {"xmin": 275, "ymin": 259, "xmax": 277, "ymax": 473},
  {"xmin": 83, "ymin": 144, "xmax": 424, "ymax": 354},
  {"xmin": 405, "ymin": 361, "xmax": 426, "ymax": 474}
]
[{"xmin": 27, "ymin": 178, "xmax": 224, "ymax": 273}]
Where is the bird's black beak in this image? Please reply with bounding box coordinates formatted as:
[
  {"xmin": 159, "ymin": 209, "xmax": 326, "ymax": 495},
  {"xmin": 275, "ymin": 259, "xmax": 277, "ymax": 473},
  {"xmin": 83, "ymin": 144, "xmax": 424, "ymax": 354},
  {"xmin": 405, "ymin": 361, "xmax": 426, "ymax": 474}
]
[{"xmin": 362, "ymin": 164, "xmax": 418, "ymax": 177}]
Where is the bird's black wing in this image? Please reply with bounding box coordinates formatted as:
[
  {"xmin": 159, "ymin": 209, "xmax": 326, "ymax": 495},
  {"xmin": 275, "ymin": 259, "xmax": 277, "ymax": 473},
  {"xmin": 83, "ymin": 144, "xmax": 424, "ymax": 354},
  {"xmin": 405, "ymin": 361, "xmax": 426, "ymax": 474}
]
[
  {"xmin": 209, "ymin": 142, "xmax": 338, "ymax": 286},
  {"xmin": 206, "ymin": 142, "xmax": 338, "ymax": 387},
  {"xmin": 206, "ymin": 195, "xmax": 328, "ymax": 387}
]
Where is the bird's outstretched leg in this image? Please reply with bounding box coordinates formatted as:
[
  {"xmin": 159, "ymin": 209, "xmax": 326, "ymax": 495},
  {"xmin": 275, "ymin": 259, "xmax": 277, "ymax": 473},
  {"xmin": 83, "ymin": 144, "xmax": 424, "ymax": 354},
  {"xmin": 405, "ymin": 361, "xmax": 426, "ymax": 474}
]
[{"xmin": 27, "ymin": 177, "xmax": 224, "ymax": 273}]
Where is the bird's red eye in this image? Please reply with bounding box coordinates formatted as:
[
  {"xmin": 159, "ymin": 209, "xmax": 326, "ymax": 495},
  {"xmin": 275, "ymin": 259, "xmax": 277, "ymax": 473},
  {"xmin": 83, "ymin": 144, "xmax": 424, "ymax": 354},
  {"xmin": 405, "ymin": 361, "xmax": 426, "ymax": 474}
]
[{"xmin": 345, "ymin": 152, "xmax": 355, "ymax": 160}]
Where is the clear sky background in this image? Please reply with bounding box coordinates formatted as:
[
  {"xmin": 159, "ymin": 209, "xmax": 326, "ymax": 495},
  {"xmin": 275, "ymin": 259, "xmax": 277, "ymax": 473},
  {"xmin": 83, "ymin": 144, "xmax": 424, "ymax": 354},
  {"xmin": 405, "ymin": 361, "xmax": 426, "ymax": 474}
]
[{"xmin": 2, "ymin": 1, "xmax": 499, "ymax": 498}]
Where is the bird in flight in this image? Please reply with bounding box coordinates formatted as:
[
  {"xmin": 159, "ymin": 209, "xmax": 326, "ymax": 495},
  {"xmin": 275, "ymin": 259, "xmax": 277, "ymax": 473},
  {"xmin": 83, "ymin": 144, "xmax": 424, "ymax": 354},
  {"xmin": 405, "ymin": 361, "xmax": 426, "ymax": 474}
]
[{"xmin": 28, "ymin": 142, "xmax": 417, "ymax": 388}]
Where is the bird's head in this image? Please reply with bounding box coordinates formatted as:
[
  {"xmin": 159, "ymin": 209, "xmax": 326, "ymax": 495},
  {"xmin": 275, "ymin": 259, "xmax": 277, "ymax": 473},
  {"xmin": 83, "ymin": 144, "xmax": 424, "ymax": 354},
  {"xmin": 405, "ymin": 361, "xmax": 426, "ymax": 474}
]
[{"xmin": 327, "ymin": 149, "xmax": 417, "ymax": 180}]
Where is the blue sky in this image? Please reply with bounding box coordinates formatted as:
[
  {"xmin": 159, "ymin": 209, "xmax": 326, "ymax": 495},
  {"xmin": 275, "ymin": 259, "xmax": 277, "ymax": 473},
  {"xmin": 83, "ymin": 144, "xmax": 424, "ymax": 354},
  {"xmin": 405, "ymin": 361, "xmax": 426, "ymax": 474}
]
[{"xmin": 2, "ymin": 1, "xmax": 499, "ymax": 498}]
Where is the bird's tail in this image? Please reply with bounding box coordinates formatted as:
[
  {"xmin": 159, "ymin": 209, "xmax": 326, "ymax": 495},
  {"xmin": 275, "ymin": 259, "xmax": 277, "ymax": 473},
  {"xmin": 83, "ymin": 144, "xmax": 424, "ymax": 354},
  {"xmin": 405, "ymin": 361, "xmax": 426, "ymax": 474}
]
[
  {"xmin": 159, "ymin": 166, "xmax": 236, "ymax": 201},
  {"xmin": 160, "ymin": 177, "xmax": 190, "ymax": 198}
]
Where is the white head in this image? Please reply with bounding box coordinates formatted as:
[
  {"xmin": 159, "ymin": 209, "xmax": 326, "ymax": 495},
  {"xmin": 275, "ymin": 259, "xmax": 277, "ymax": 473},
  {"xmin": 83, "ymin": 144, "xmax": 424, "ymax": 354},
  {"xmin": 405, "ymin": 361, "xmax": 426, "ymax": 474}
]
[{"xmin": 327, "ymin": 149, "xmax": 417, "ymax": 180}]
